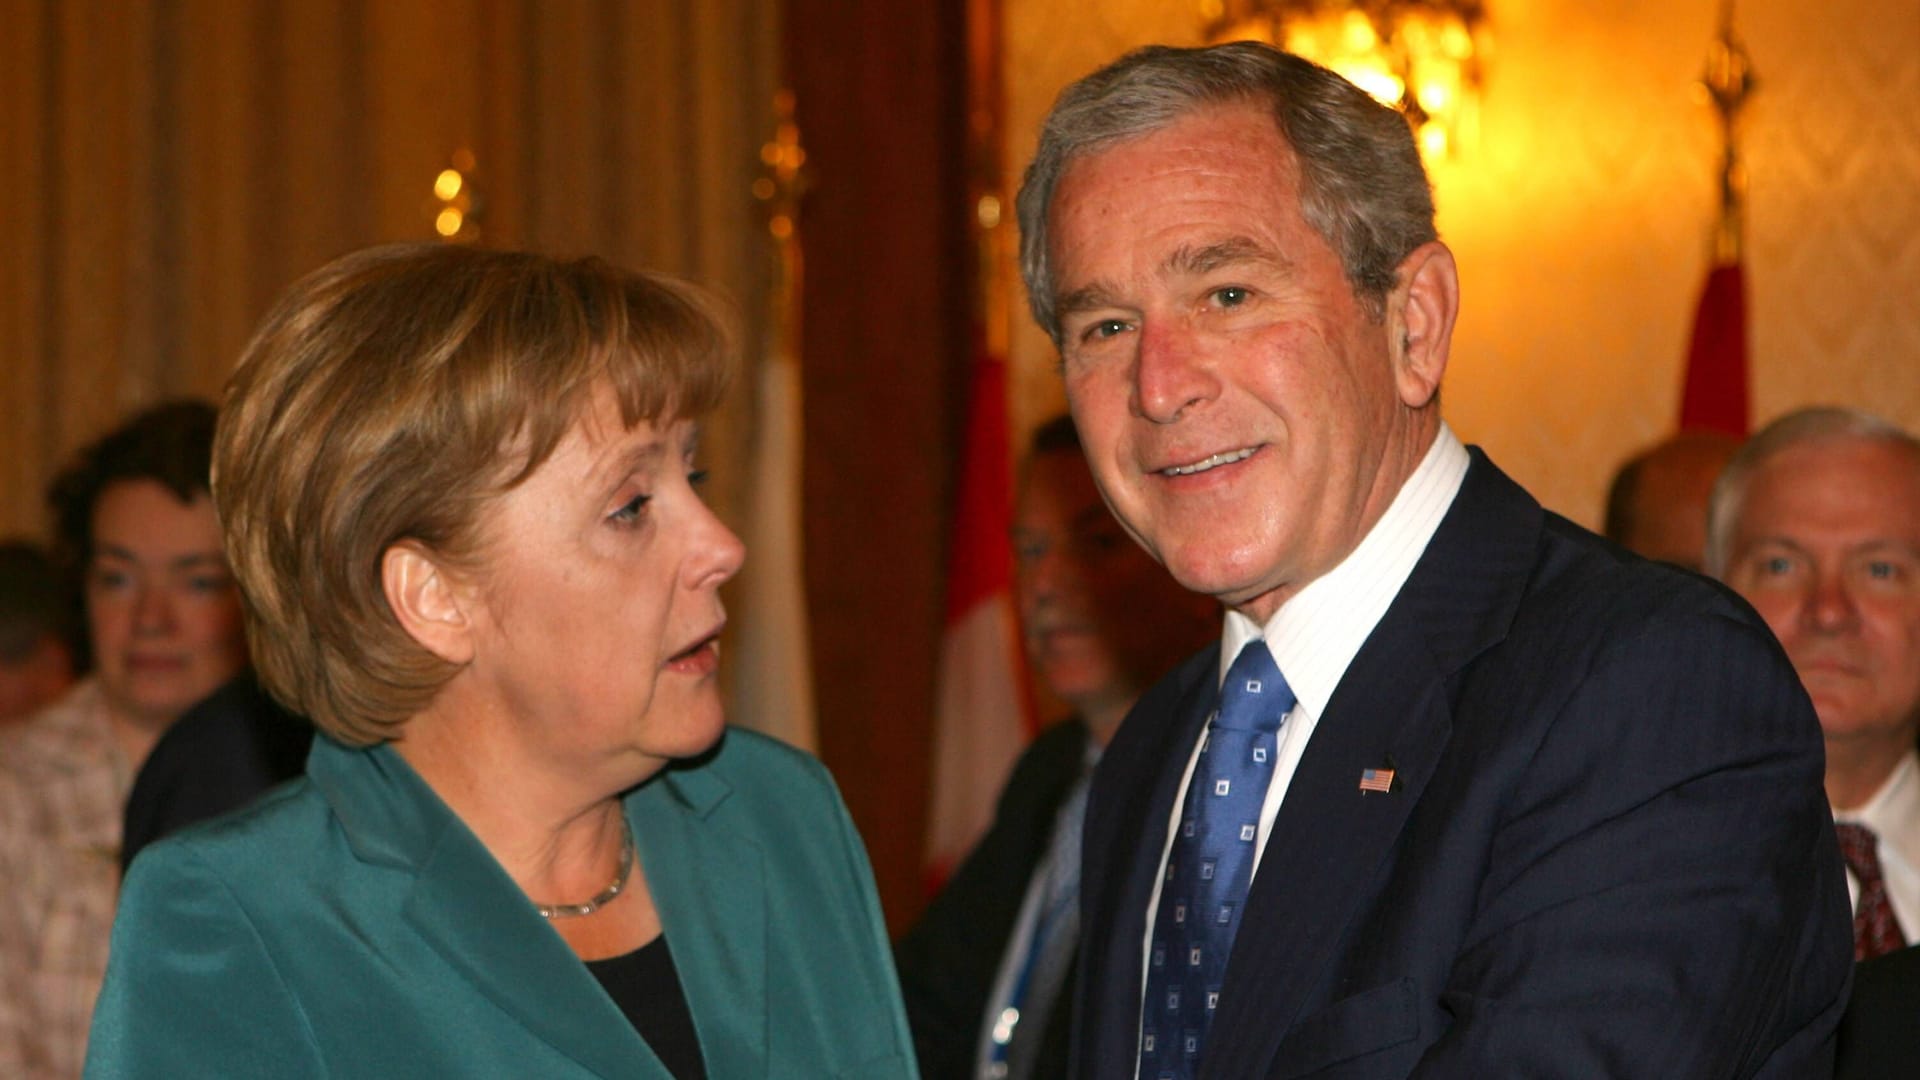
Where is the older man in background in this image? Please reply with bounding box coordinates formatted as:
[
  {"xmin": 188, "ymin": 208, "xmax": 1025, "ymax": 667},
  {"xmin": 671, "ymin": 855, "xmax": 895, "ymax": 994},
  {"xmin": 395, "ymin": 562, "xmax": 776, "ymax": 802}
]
[
  {"xmin": 1707, "ymin": 407, "xmax": 1920, "ymax": 1079},
  {"xmin": 1709, "ymin": 407, "xmax": 1920, "ymax": 958}
]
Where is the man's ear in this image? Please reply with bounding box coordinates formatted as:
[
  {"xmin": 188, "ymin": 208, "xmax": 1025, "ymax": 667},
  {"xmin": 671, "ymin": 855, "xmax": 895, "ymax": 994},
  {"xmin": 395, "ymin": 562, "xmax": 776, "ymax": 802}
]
[
  {"xmin": 1387, "ymin": 240, "xmax": 1459, "ymax": 410},
  {"xmin": 382, "ymin": 541, "xmax": 476, "ymax": 666}
]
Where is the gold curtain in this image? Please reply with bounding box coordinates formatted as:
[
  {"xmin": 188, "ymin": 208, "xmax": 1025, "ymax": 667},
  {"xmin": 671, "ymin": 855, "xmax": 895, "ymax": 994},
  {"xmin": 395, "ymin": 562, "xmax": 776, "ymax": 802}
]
[{"xmin": 0, "ymin": 0, "xmax": 777, "ymax": 548}]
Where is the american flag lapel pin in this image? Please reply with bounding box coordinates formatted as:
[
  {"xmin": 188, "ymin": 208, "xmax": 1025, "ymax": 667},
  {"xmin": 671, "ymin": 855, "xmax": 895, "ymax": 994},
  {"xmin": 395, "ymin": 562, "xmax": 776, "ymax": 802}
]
[{"xmin": 1358, "ymin": 755, "xmax": 1399, "ymax": 795}]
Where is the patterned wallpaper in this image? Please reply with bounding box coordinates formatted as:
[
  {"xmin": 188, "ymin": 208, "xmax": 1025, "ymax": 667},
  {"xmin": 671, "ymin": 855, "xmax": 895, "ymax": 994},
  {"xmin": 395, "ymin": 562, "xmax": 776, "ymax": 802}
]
[{"xmin": 1000, "ymin": 0, "xmax": 1920, "ymax": 529}]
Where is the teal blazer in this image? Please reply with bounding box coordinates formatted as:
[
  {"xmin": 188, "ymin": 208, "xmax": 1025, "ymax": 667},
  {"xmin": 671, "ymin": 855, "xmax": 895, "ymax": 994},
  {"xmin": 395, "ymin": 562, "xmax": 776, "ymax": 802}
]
[{"xmin": 85, "ymin": 728, "xmax": 916, "ymax": 1078}]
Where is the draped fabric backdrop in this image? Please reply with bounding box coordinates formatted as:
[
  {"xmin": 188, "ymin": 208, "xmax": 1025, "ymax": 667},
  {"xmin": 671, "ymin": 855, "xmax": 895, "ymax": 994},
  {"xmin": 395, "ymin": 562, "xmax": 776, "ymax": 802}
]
[
  {"xmin": 0, "ymin": 0, "xmax": 790, "ymax": 726},
  {"xmin": 4, "ymin": 0, "xmax": 978, "ymax": 932},
  {"xmin": 1, "ymin": 0, "xmax": 779, "ymax": 534}
]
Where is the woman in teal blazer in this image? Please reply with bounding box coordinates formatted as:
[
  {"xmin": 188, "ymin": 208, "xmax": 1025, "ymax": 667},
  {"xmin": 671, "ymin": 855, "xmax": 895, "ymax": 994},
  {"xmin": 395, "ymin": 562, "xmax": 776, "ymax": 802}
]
[{"xmin": 85, "ymin": 245, "xmax": 915, "ymax": 1079}]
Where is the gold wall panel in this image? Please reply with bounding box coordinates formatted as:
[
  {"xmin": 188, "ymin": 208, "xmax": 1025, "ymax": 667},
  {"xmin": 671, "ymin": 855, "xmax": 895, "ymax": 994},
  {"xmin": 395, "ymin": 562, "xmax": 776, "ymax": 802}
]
[{"xmin": 1003, "ymin": 0, "xmax": 1920, "ymax": 529}]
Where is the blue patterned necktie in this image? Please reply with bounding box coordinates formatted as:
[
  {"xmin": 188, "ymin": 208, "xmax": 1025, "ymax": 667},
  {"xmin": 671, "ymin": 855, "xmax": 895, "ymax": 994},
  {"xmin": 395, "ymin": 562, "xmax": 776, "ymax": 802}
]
[{"xmin": 1140, "ymin": 641, "xmax": 1294, "ymax": 1080}]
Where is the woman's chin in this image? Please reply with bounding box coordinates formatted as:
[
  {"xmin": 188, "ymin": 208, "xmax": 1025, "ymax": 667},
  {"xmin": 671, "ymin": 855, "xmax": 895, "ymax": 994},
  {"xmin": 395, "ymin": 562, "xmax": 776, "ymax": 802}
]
[{"xmin": 645, "ymin": 702, "xmax": 730, "ymax": 764}]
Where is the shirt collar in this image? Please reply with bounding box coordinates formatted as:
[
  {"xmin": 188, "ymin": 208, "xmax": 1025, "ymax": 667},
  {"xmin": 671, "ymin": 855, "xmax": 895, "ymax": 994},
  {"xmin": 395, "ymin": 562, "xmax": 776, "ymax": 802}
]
[
  {"xmin": 1221, "ymin": 423, "xmax": 1469, "ymax": 719},
  {"xmin": 1838, "ymin": 752, "xmax": 1920, "ymax": 869}
]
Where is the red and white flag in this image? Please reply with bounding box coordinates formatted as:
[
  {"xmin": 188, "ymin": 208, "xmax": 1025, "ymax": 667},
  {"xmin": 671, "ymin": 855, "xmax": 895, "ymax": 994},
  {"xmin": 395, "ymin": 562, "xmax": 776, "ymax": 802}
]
[{"xmin": 924, "ymin": 349, "xmax": 1032, "ymax": 893}]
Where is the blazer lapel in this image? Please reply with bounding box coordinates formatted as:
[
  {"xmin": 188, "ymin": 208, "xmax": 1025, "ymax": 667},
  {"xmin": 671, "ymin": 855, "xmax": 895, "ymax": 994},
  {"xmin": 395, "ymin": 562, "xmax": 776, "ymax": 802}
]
[
  {"xmin": 1200, "ymin": 450, "xmax": 1541, "ymax": 1078},
  {"xmin": 311, "ymin": 739, "xmax": 667, "ymax": 1079},
  {"xmin": 1081, "ymin": 649, "xmax": 1218, "ymax": 1077},
  {"xmin": 630, "ymin": 760, "xmax": 770, "ymax": 1079},
  {"xmin": 405, "ymin": 834, "xmax": 663, "ymax": 1080}
]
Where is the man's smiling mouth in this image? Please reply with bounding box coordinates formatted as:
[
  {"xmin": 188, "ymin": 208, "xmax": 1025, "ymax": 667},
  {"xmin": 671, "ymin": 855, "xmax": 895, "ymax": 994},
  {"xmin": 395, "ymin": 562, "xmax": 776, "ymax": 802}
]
[{"xmin": 1161, "ymin": 447, "xmax": 1256, "ymax": 477}]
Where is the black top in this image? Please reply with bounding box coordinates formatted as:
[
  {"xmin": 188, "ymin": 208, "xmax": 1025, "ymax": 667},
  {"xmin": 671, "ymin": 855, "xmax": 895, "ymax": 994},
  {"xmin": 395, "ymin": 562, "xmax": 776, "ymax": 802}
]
[
  {"xmin": 586, "ymin": 935, "xmax": 707, "ymax": 1080},
  {"xmin": 122, "ymin": 672, "xmax": 312, "ymax": 872}
]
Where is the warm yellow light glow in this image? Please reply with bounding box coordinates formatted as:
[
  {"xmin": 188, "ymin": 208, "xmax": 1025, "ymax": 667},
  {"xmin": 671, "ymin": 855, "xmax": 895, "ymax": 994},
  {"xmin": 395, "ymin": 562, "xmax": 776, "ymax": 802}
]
[
  {"xmin": 752, "ymin": 177, "xmax": 776, "ymax": 200},
  {"xmin": 1205, "ymin": 1, "xmax": 1490, "ymax": 162},
  {"xmin": 1343, "ymin": 65, "xmax": 1405, "ymax": 107},
  {"xmin": 1340, "ymin": 10, "xmax": 1377, "ymax": 51},
  {"xmin": 433, "ymin": 169, "xmax": 464, "ymax": 202},
  {"xmin": 977, "ymin": 194, "xmax": 1002, "ymax": 230},
  {"xmin": 435, "ymin": 208, "xmax": 464, "ymax": 237}
]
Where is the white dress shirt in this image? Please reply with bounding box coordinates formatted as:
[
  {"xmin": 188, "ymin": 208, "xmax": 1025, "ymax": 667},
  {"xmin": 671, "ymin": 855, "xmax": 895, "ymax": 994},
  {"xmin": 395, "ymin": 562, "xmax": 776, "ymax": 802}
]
[
  {"xmin": 1835, "ymin": 751, "xmax": 1920, "ymax": 938},
  {"xmin": 1135, "ymin": 424, "xmax": 1470, "ymax": 1059},
  {"xmin": 974, "ymin": 741, "xmax": 1099, "ymax": 1079}
]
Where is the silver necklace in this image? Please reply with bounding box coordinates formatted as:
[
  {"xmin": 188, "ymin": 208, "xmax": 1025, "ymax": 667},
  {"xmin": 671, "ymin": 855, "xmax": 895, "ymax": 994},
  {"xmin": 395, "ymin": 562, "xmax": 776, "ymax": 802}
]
[{"xmin": 533, "ymin": 815, "xmax": 635, "ymax": 920}]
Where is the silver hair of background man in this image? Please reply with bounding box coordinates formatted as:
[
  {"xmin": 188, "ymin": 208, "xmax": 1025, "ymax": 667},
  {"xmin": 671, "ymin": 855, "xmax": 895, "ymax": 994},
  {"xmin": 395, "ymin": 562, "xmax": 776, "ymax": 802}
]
[{"xmin": 1704, "ymin": 406, "xmax": 1920, "ymax": 578}]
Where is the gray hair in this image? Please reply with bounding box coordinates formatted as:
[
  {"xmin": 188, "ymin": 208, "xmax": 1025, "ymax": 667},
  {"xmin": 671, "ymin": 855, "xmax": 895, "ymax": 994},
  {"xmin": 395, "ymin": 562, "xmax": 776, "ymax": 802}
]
[
  {"xmin": 1704, "ymin": 406, "xmax": 1920, "ymax": 577},
  {"xmin": 1015, "ymin": 41, "xmax": 1436, "ymax": 343}
]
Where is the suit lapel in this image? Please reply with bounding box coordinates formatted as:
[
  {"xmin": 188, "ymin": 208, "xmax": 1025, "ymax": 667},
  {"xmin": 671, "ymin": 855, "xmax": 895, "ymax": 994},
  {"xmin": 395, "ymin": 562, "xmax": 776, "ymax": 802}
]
[
  {"xmin": 1200, "ymin": 450, "xmax": 1541, "ymax": 1077},
  {"xmin": 1082, "ymin": 649, "xmax": 1217, "ymax": 1077},
  {"xmin": 630, "ymin": 761, "xmax": 770, "ymax": 1079},
  {"xmin": 1199, "ymin": 625, "xmax": 1452, "ymax": 1078}
]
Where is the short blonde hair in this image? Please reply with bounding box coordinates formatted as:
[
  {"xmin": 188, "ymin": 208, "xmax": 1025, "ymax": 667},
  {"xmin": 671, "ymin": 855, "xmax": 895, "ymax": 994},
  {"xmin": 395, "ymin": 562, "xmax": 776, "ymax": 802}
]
[{"xmin": 214, "ymin": 244, "xmax": 732, "ymax": 745}]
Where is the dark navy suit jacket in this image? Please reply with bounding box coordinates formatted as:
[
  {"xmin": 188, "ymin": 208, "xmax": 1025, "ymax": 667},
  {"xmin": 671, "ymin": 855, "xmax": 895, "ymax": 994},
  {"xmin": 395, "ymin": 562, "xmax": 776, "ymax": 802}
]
[
  {"xmin": 1074, "ymin": 450, "xmax": 1853, "ymax": 1079},
  {"xmin": 897, "ymin": 718, "xmax": 1091, "ymax": 1079}
]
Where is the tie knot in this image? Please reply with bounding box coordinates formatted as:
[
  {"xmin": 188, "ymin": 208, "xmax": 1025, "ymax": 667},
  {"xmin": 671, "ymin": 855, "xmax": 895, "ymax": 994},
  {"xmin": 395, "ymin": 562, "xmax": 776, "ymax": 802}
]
[
  {"xmin": 1836, "ymin": 822, "xmax": 1885, "ymax": 880},
  {"xmin": 1215, "ymin": 642, "xmax": 1293, "ymax": 734}
]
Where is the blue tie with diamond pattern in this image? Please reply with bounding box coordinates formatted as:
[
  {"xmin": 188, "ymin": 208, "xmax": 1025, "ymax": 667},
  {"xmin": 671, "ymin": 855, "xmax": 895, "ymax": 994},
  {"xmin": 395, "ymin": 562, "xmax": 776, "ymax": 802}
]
[{"xmin": 1139, "ymin": 641, "xmax": 1293, "ymax": 1080}]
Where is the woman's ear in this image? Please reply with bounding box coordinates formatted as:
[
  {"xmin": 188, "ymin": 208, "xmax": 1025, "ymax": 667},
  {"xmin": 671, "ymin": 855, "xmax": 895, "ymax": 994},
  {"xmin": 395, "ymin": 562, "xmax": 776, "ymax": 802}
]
[
  {"xmin": 1388, "ymin": 240, "xmax": 1459, "ymax": 410},
  {"xmin": 382, "ymin": 541, "xmax": 476, "ymax": 666}
]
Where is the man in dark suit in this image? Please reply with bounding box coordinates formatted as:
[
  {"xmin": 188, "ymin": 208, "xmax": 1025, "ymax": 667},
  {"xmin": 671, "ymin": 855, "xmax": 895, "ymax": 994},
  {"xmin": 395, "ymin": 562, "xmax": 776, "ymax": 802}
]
[
  {"xmin": 1011, "ymin": 42, "xmax": 1852, "ymax": 1077},
  {"xmin": 897, "ymin": 416, "xmax": 1214, "ymax": 1080},
  {"xmin": 1701, "ymin": 408, "xmax": 1920, "ymax": 1076}
]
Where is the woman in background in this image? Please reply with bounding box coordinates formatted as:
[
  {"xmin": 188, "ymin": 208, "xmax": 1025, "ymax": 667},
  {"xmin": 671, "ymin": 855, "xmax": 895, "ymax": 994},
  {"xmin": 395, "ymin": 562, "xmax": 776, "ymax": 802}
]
[
  {"xmin": 85, "ymin": 244, "xmax": 913, "ymax": 1078},
  {"xmin": 0, "ymin": 401, "xmax": 249, "ymax": 1079}
]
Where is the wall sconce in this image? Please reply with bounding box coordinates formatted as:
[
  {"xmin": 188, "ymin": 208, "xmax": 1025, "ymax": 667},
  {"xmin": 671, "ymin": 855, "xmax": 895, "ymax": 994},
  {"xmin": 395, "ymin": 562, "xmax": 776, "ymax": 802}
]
[{"xmin": 1203, "ymin": 0, "xmax": 1491, "ymax": 159}]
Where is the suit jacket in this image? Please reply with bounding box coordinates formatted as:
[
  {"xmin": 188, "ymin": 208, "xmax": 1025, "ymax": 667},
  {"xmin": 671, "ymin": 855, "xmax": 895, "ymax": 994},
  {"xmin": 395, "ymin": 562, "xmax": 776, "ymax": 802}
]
[
  {"xmin": 120, "ymin": 672, "xmax": 312, "ymax": 873},
  {"xmin": 86, "ymin": 728, "xmax": 914, "ymax": 1078},
  {"xmin": 1075, "ymin": 450, "xmax": 1853, "ymax": 1079},
  {"xmin": 896, "ymin": 717, "xmax": 1090, "ymax": 1079},
  {"xmin": 1836, "ymin": 944, "xmax": 1920, "ymax": 1079}
]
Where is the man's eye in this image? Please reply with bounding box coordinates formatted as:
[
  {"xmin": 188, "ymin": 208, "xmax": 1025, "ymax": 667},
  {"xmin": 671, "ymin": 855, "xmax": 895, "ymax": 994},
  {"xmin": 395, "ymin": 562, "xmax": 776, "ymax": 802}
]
[
  {"xmin": 688, "ymin": 469, "xmax": 710, "ymax": 490},
  {"xmin": 609, "ymin": 494, "xmax": 651, "ymax": 525},
  {"xmin": 1761, "ymin": 555, "xmax": 1795, "ymax": 576},
  {"xmin": 1086, "ymin": 319, "xmax": 1130, "ymax": 341},
  {"xmin": 1863, "ymin": 560, "xmax": 1908, "ymax": 582},
  {"xmin": 1212, "ymin": 286, "xmax": 1250, "ymax": 307}
]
